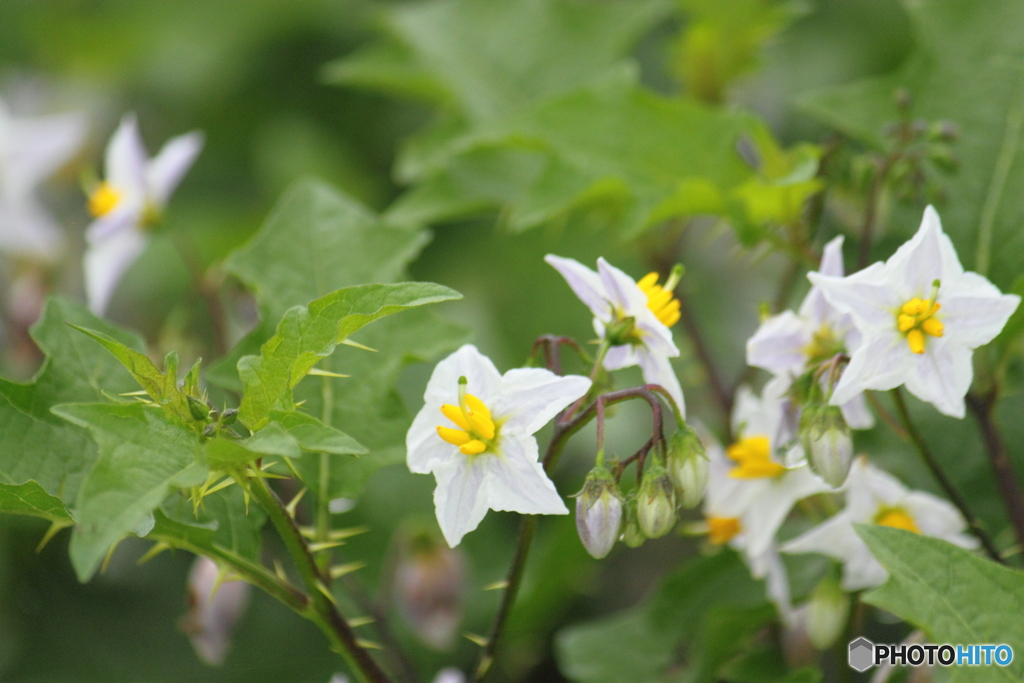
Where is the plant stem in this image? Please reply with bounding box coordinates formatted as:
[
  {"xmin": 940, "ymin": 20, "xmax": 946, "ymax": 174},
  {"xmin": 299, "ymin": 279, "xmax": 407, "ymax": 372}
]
[
  {"xmin": 966, "ymin": 391, "xmax": 1024, "ymax": 553},
  {"xmin": 890, "ymin": 389, "xmax": 1003, "ymax": 563},
  {"xmin": 247, "ymin": 475, "xmax": 392, "ymax": 683},
  {"xmin": 317, "ymin": 374, "xmax": 335, "ymax": 572}
]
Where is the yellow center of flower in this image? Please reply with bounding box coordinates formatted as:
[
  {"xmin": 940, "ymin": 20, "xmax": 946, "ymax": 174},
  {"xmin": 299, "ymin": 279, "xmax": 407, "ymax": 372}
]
[
  {"xmin": 88, "ymin": 182, "xmax": 122, "ymax": 218},
  {"xmin": 874, "ymin": 506, "xmax": 920, "ymax": 534},
  {"xmin": 435, "ymin": 381, "xmax": 498, "ymax": 456},
  {"xmin": 896, "ymin": 296, "xmax": 944, "ymax": 355},
  {"xmin": 707, "ymin": 516, "xmax": 742, "ymax": 545},
  {"xmin": 637, "ymin": 272, "xmax": 681, "ymax": 328},
  {"xmin": 726, "ymin": 435, "xmax": 786, "ymax": 478},
  {"xmin": 803, "ymin": 323, "xmax": 844, "ymax": 366}
]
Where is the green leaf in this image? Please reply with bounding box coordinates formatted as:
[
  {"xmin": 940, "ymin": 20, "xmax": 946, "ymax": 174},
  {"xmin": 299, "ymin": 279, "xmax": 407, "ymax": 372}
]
[
  {"xmin": 52, "ymin": 403, "xmax": 207, "ymax": 581},
  {"xmin": 0, "ymin": 297, "xmax": 144, "ymax": 504},
  {"xmin": 556, "ymin": 608, "xmax": 675, "ymax": 683},
  {"xmin": 268, "ymin": 410, "xmax": 366, "ymax": 455},
  {"xmin": 801, "ymin": 0, "xmax": 1024, "ymax": 288},
  {"xmin": 0, "ymin": 480, "xmax": 73, "ymax": 524},
  {"xmin": 858, "ymin": 524, "xmax": 1024, "ymax": 682},
  {"xmin": 236, "ymin": 281, "xmax": 461, "ymax": 429},
  {"xmin": 161, "ymin": 486, "xmax": 267, "ymax": 561}
]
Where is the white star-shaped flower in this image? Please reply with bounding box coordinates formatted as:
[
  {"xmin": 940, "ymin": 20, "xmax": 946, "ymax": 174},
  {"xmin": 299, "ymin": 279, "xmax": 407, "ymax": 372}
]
[
  {"xmin": 782, "ymin": 457, "xmax": 976, "ymax": 591},
  {"xmin": 747, "ymin": 236, "xmax": 873, "ymax": 429},
  {"xmin": 545, "ymin": 254, "xmax": 684, "ymax": 413},
  {"xmin": 808, "ymin": 206, "xmax": 1020, "ymax": 418},
  {"xmin": 407, "ymin": 344, "xmax": 591, "ymax": 547},
  {"xmin": 84, "ymin": 113, "xmax": 203, "ymax": 314},
  {"xmin": 0, "ymin": 98, "xmax": 87, "ymax": 261}
]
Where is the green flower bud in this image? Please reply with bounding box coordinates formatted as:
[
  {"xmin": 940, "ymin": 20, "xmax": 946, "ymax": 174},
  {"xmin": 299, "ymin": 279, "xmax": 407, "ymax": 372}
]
[
  {"xmin": 666, "ymin": 426, "xmax": 709, "ymax": 509},
  {"xmin": 636, "ymin": 464, "xmax": 676, "ymax": 539},
  {"xmin": 220, "ymin": 408, "xmax": 238, "ymax": 427},
  {"xmin": 806, "ymin": 574, "xmax": 850, "ymax": 650},
  {"xmin": 605, "ymin": 316, "xmax": 636, "ymax": 346},
  {"xmin": 188, "ymin": 395, "xmax": 211, "ymax": 422},
  {"xmin": 575, "ymin": 465, "xmax": 623, "ymax": 559},
  {"xmin": 800, "ymin": 404, "xmax": 853, "ymax": 488},
  {"xmin": 621, "ymin": 500, "xmax": 645, "ymax": 548}
]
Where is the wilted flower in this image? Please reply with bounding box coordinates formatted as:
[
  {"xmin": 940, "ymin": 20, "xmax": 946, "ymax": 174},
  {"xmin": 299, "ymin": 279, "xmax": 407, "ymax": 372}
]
[
  {"xmin": 636, "ymin": 463, "xmax": 676, "ymax": 539},
  {"xmin": 575, "ymin": 465, "xmax": 623, "ymax": 559},
  {"xmin": 799, "ymin": 403, "xmax": 853, "ymax": 488},
  {"xmin": 406, "ymin": 344, "xmax": 590, "ymax": 546},
  {"xmin": 392, "ymin": 527, "xmax": 467, "ymax": 650},
  {"xmin": 180, "ymin": 556, "xmax": 250, "ymax": 666},
  {"xmin": 666, "ymin": 425, "xmax": 709, "ymax": 508},
  {"xmin": 808, "ymin": 206, "xmax": 1020, "ymax": 418}
]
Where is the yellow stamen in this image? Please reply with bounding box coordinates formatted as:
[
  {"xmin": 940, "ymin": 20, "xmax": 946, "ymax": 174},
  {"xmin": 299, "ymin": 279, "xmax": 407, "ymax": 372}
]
[
  {"xmin": 441, "ymin": 404, "xmax": 471, "ymax": 431},
  {"xmin": 437, "ymin": 387, "xmax": 498, "ymax": 456},
  {"xmin": 875, "ymin": 507, "xmax": 920, "ymax": 534},
  {"xmin": 637, "ymin": 272, "xmax": 682, "ymax": 328},
  {"xmin": 726, "ymin": 435, "xmax": 786, "ymax": 478},
  {"xmin": 637, "ymin": 272, "xmax": 659, "ymax": 290},
  {"xmin": 707, "ymin": 517, "xmax": 742, "ymax": 545},
  {"xmin": 897, "ymin": 314, "xmax": 916, "ymax": 332},
  {"xmin": 437, "ymin": 426, "xmax": 471, "ymax": 446},
  {"xmin": 907, "ymin": 329, "xmax": 925, "ymax": 355},
  {"xmin": 921, "ymin": 317, "xmax": 944, "ymax": 337},
  {"xmin": 896, "ymin": 286, "xmax": 944, "ymax": 355},
  {"xmin": 88, "ymin": 182, "xmax": 122, "ymax": 217},
  {"xmin": 465, "ymin": 394, "xmax": 492, "ymax": 421},
  {"xmin": 460, "ymin": 440, "xmax": 487, "ymax": 456},
  {"xmin": 468, "ymin": 411, "xmax": 495, "ymax": 440}
]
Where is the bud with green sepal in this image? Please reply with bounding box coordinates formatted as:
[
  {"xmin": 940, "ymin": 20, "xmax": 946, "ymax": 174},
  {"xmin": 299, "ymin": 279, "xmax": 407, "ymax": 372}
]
[
  {"xmin": 621, "ymin": 497, "xmax": 645, "ymax": 548},
  {"xmin": 800, "ymin": 401, "xmax": 854, "ymax": 488},
  {"xmin": 604, "ymin": 316, "xmax": 636, "ymax": 347},
  {"xmin": 575, "ymin": 463, "xmax": 624, "ymax": 559},
  {"xmin": 636, "ymin": 461, "xmax": 676, "ymax": 539},
  {"xmin": 666, "ymin": 425, "xmax": 708, "ymax": 508},
  {"xmin": 187, "ymin": 395, "xmax": 211, "ymax": 422},
  {"xmin": 805, "ymin": 572, "xmax": 850, "ymax": 650}
]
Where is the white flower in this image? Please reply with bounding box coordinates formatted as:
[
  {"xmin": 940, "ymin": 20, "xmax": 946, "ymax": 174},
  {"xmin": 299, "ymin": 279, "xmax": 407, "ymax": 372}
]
[
  {"xmin": 782, "ymin": 457, "xmax": 977, "ymax": 591},
  {"xmin": 84, "ymin": 113, "xmax": 203, "ymax": 314},
  {"xmin": 545, "ymin": 255, "xmax": 685, "ymax": 413},
  {"xmin": 747, "ymin": 236, "xmax": 873, "ymax": 429},
  {"xmin": 0, "ymin": 98, "xmax": 86, "ymax": 261},
  {"xmin": 181, "ymin": 556, "xmax": 250, "ymax": 665},
  {"xmin": 407, "ymin": 344, "xmax": 591, "ymax": 547},
  {"xmin": 808, "ymin": 206, "xmax": 1020, "ymax": 418}
]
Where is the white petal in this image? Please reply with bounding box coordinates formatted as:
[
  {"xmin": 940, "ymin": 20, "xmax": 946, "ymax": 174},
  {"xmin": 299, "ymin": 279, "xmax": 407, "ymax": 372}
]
[
  {"xmin": 1, "ymin": 109, "xmax": 87, "ymax": 197},
  {"xmin": 839, "ymin": 392, "xmax": 875, "ymax": 430},
  {"xmin": 798, "ymin": 235, "xmax": 846, "ymax": 322},
  {"xmin": 941, "ymin": 274, "xmax": 1020, "ymax": 348},
  {"xmin": 830, "ymin": 333, "xmax": 907, "ymax": 407},
  {"xmin": 742, "ymin": 467, "xmax": 830, "ymax": 559},
  {"xmin": 146, "ymin": 130, "xmax": 203, "ymax": 206},
  {"xmin": 808, "ymin": 264, "xmax": 896, "ymax": 329},
  {"xmin": 636, "ymin": 347, "xmax": 685, "ymax": 417},
  {"xmin": 903, "ymin": 491, "xmax": 972, "ymax": 544},
  {"xmin": 889, "ymin": 206, "xmax": 964, "ymax": 295},
  {"xmin": 545, "ymin": 254, "xmax": 612, "ymax": 321},
  {"xmin": 422, "ymin": 345, "xmax": 503, "ymax": 408},
  {"xmin": 761, "ymin": 546, "xmax": 795, "ymax": 628},
  {"xmin": 84, "ymin": 229, "xmax": 148, "ymax": 315},
  {"xmin": 596, "ymin": 257, "xmax": 647, "ymax": 315},
  {"xmin": 746, "ymin": 310, "xmax": 811, "ymax": 376},
  {"xmin": 432, "ymin": 455, "xmax": 490, "ymax": 547},
  {"xmin": 844, "ymin": 458, "xmax": 906, "ymax": 520},
  {"xmin": 105, "ymin": 113, "xmax": 149, "ymax": 198},
  {"xmin": 496, "ymin": 368, "xmax": 591, "ymax": 434},
  {"xmin": 0, "ymin": 196, "xmax": 64, "ymax": 261},
  {"xmin": 903, "ymin": 336, "xmax": 971, "ymax": 418},
  {"xmin": 603, "ymin": 343, "xmax": 639, "ymax": 370},
  {"xmin": 486, "ymin": 434, "xmax": 568, "ymax": 516},
  {"xmin": 406, "ymin": 402, "xmax": 459, "ymax": 474}
]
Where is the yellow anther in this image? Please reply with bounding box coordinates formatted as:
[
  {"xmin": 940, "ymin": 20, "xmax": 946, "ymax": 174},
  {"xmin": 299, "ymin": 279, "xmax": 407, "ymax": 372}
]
[
  {"xmin": 906, "ymin": 329, "xmax": 925, "ymax": 354},
  {"xmin": 901, "ymin": 298, "xmax": 924, "ymax": 315},
  {"xmin": 639, "ymin": 273, "xmax": 682, "ymax": 328},
  {"xmin": 88, "ymin": 182, "xmax": 122, "ymax": 217},
  {"xmin": 460, "ymin": 440, "xmax": 487, "ymax": 456},
  {"xmin": 875, "ymin": 507, "xmax": 920, "ymax": 534},
  {"xmin": 637, "ymin": 272, "xmax": 659, "ymax": 291},
  {"xmin": 707, "ymin": 517, "xmax": 742, "ymax": 545},
  {"xmin": 468, "ymin": 411, "xmax": 495, "ymax": 440},
  {"xmin": 726, "ymin": 435, "xmax": 786, "ymax": 478},
  {"xmin": 441, "ymin": 404, "xmax": 471, "ymax": 431},
  {"xmin": 896, "ymin": 290, "xmax": 944, "ymax": 354},
  {"xmin": 465, "ymin": 394, "xmax": 491, "ymax": 421},
  {"xmin": 897, "ymin": 314, "xmax": 916, "ymax": 332},
  {"xmin": 922, "ymin": 317, "xmax": 944, "ymax": 337},
  {"xmin": 437, "ymin": 426, "xmax": 471, "ymax": 446}
]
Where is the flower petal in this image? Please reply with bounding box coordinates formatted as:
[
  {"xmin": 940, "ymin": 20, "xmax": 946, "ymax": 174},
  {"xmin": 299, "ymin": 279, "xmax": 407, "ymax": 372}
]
[
  {"xmin": 742, "ymin": 466, "xmax": 829, "ymax": 559},
  {"xmin": 146, "ymin": 130, "xmax": 204, "ymax": 206},
  {"xmin": 422, "ymin": 345, "xmax": 503, "ymax": 408},
  {"xmin": 839, "ymin": 392, "xmax": 875, "ymax": 430},
  {"xmin": 602, "ymin": 343, "xmax": 639, "ymax": 370},
  {"xmin": 746, "ymin": 310, "xmax": 811, "ymax": 376},
  {"xmin": 432, "ymin": 455, "xmax": 490, "ymax": 547},
  {"xmin": 903, "ymin": 336, "xmax": 972, "ymax": 418},
  {"xmin": 406, "ymin": 404, "xmax": 460, "ymax": 475},
  {"xmin": 0, "ymin": 196, "xmax": 65, "ymax": 261},
  {"xmin": 0, "ymin": 105, "xmax": 87, "ymax": 198},
  {"xmin": 903, "ymin": 491, "xmax": 974, "ymax": 546},
  {"xmin": 636, "ymin": 347, "xmax": 685, "ymax": 417},
  {"xmin": 84, "ymin": 229, "xmax": 148, "ymax": 315},
  {"xmin": 545, "ymin": 254, "xmax": 612, "ymax": 321},
  {"xmin": 798, "ymin": 235, "xmax": 846, "ymax": 322},
  {"xmin": 596, "ymin": 257, "xmax": 647, "ymax": 315},
  {"xmin": 888, "ymin": 206, "xmax": 964, "ymax": 295},
  {"xmin": 830, "ymin": 333, "xmax": 907, "ymax": 407},
  {"xmin": 808, "ymin": 263, "xmax": 895, "ymax": 329},
  {"xmin": 105, "ymin": 113, "xmax": 149, "ymax": 199},
  {"xmin": 486, "ymin": 434, "xmax": 568, "ymax": 516},
  {"xmin": 496, "ymin": 368, "xmax": 591, "ymax": 434},
  {"xmin": 941, "ymin": 273, "xmax": 1020, "ymax": 348}
]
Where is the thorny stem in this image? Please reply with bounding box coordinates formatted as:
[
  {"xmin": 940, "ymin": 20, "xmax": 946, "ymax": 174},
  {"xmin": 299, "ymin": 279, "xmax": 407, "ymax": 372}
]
[
  {"xmin": 529, "ymin": 335, "xmax": 588, "ymax": 375},
  {"xmin": 316, "ymin": 375, "xmax": 335, "ymax": 572},
  {"xmin": 890, "ymin": 388, "xmax": 1004, "ymax": 563},
  {"xmin": 342, "ymin": 573, "xmax": 422, "ymax": 683},
  {"xmin": 966, "ymin": 391, "xmax": 1024, "ymax": 554},
  {"xmin": 247, "ymin": 475, "xmax": 392, "ymax": 683}
]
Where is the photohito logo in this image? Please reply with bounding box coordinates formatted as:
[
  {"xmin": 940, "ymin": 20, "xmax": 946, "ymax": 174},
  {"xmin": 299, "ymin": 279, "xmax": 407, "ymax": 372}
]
[{"xmin": 848, "ymin": 637, "xmax": 1014, "ymax": 672}]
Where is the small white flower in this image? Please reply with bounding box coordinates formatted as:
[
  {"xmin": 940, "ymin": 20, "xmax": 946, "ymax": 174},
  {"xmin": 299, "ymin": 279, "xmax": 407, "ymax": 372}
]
[
  {"xmin": 432, "ymin": 669, "xmax": 466, "ymax": 683},
  {"xmin": 407, "ymin": 344, "xmax": 590, "ymax": 547},
  {"xmin": 181, "ymin": 556, "xmax": 250, "ymax": 665},
  {"xmin": 747, "ymin": 236, "xmax": 873, "ymax": 429},
  {"xmin": 808, "ymin": 206, "xmax": 1020, "ymax": 418},
  {"xmin": 782, "ymin": 457, "xmax": 976, "ymax": 591},
  {"xmin": 85, "ymin": 113, "xmax": 203, "ymax": 314},
  {"xmin": 545, "ymin": 255, "xmax": 685, "ymax": 413},
  {"xmin": 0, "ymin": 98, "xmax": 87, "ymax": 261}
]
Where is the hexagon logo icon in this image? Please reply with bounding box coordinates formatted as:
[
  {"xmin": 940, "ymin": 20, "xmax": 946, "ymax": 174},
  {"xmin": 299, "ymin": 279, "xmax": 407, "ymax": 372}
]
[{"xmin": 848, "ymin": 637, "xmax": 875, "ymax": 672}]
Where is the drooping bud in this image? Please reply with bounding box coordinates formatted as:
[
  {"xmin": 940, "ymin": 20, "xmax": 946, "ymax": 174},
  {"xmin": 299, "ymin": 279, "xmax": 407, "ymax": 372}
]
[
  {"xmin": 805, "ymin": 574, "xmax": 850, "ymax": 650},
  {"xmin": 392, "ymin": 525, "xmax": 467, "ymax": 650},
  {"xmin": 800, "ymin": 404, "xmax": 853, "ymax": 488},
  {"xmin": 604, "ymin": 316, "xmax": 636, "ymax": 346},
  {"xmin": 636, "ymin": 464, "xmax": 676, "ymax": 539},
  {"xmin": 621, "ymin": 499, "xmax": 645, "ymax": 548},
  {"xmin": 188, "ymin": 395, "xmax": 211, "ymax": 422},
  {"xmin": 180, "ymin": 556, "xmax": 250, "ymax": 665},
  {"xmin": 666, "ymin": 426, "xmax": 709, "ymax": 509},
  {"xmin": 575, "ymin": 465, "xmax": 623, "ymax": 559}
]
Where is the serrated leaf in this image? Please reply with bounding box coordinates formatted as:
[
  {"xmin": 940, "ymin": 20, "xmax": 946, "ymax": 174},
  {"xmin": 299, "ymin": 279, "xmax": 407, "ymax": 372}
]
[
  {"xmin": 0, "ymin": 297, "xmax": 144, "ymax": 504},
  {"xmin": 556, "ymin": 608, "xmax": 674, "ymax": 683},
  {"xmin": 857, "ymin": 524, "xmax": 1024, "ymax": 682},
  {"xmin": 236, "ymin": 282, "xmax": 461, "ymax": 429},
  {"xmin": 53, "ymin": 403, "xmax": 207, "ymax": 581},
  {"xmin": 268, "ymin": 410, "xmax": 366, "ymax": 455},
  {"xmin": 0, "ymin": 480, "xmax": 73, "ymax": 524}
]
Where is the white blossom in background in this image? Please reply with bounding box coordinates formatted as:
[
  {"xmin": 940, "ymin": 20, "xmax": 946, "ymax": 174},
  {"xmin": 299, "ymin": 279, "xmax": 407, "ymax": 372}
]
[
  {"xmin": 180, "ymin": 556, "xmax": 250, "ymax": 666},
  {"xmin": 809, "ymin": 206, "xmax": 1020, "ymax": 418},
  {"xmin": 782, "ymin": 457, "xmax": 977, "ymax": 591},
  {"xmin": 545, "ymin": 255, "xmax": 685, "ymax": 413},
  {"xmin": 432, "ymin": 668, "xmax": 466, "ymax": 683},
  {"xmin": 747, "ymin": 235, "xmax": 874, "ymax": 429},
  {"xmin": 0, "ymin": 97, "xmax": 86, "ymax": 261},
  {"xmin": 84, "ymin": 113, "xmax": 203, "ymax": 314},
  {"xmin": 407, "ymin": 344, "xmax": 590, "ymax": 547}
]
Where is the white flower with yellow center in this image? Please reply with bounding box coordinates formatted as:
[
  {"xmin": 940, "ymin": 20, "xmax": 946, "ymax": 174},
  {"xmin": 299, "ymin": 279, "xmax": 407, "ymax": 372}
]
[
  {"xmin": 84, "ymin": 113, "xmax": 203, "ymax": 314},
  {"xmin": 407, "ymin": 344, "xmax": 591, "ymax": 547},
  {"xmin": 808, "ymin": 206, "xmax": 1020, "ymax": 418},
  {"xmin": 545, "ymin": 255, "xmax": 684, "ymax": 413},
  {"xmin": 782, "ymin": 457, "xmax": 976, "ymax": 591},
  {"xmin": 747, "ymin": 236, "xmax": 873, "ymax": 429}
]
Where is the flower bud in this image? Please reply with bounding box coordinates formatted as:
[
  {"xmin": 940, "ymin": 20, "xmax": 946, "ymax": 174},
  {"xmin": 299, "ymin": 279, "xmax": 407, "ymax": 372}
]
[
  {"xmin": 666, "ymin": 426, "xmax": 708, "ymax": 508},
  {"xmin": 800, "ymin": 404, "xmax": 853, "ymax": 488},
  {"xmin": 636, "ymin": 464, "xmax": 676, "ymax": 539},
  {"xmin": 220, "ymin": 408, "xmax": 238, "ymax": 426},
  {"xmin": 188, "ymin": 395, "xmax": 211, "ymax": 422},
  {"xmin": 392, "ymin": 526, "xmax": 466, "ymax": 650},
  {"xmin": 806, "ymin": 575, "xmax": 850, "ymax": 650},
  {"xmin": 604, "ymin": 316, "xmax": 636, "ymax": 346},
  {"xmin": 180, "ymin": 556, "xmax": 250, "ymax": 665},
  {"xmin": 575, "ymin": 466, "xmax": 623, "ymax": 559},
  {"xmin": 621, "ymin": 500, "xmax": 646, "ymax": 548}
]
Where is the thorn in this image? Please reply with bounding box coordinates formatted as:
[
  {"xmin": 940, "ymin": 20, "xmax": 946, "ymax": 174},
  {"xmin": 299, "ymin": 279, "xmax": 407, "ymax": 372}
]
[
  {"xmin": 136, "ymin": 542, "xmax": 170, "ymax": 565},
  {"xmin": 347, "ymin": 616, "xmax": 375, "ymax": 628},
  {"xmin": 274, "ymin": 559, "xmax": 289, "ymax": 583},
  {"xmin": 307, "ymin": 368, "xmax": 350, "ymax": 378},
  {"xmin": 329, "ymin": 561, "xmax": 366, "ymax": 579},
  {"xmin": 118, "ymin": 390, "xmax": 150, "ymax": 396},
  {"xmin": 35, "ymin": 521, "xmax": 70, "ymax": 553},
  {"xmin": 315, "ymin": 579, "xmax": 337, "ymax": 604},
  {"xmin": 483, "ymin": 580, "xmax": 508, "ymax": 591},
  {"xmin": 329, "ymin": 526, "xmax": 369, "ymax": 541},
  {"xmin": 203, "ymin": 476, "xmax": 237, "ymax": 497},
  {"xmin": 282, "ymin": 456, "xmax": 303, "ymax": 481},
  {"xmin": 100, "ymin": 539, "xmax": 122, "ymax": 574},
  {"xmin": 355, "ymin": 639, "xmax": 383, "ymax": 650},
  {"xmin": 308, "ymin": 541, "xmax": 346, "ymax": 553},
  {"xmin": 464, "ymin": 633, "xmax": 489, "ymax": 648},
  {"xmin": 294, "ymin": 400, "xmax": 307, "ymax": 407},
  {"xmin": 285, "ymin": 488, "xmax": 308, "ymax": 518},
  {"xmin": 340, "ymin": 339, "xmax": 377, "ymax": 352},
  {"xmin": 475, "ymin": 655, "xmax": 493, "ymax": 679}
]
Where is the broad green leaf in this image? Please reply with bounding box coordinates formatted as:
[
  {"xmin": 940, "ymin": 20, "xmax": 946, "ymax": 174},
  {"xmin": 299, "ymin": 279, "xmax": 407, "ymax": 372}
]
[
  {"xmin": 0, "ymin": 297, "xmax": 144, "ymax": 504},
  {"xmin": 161, "ymin": 486, "xmax": 267, "ymax": 561},
  {"xmin": 801, "ymin": 0, "xmax": 1024, "ymax": 289},
  {"xmin": 0, "ymin": 480, "xmax": 73, "ymax": 525},
  {"xmin": 53, "ymin": 403, "xmax": 207, "ymax": 581},
  {"xmin": 556, "ymin": 608, "xmax": 675, "ymax": 683},
  {"xmin": 268, "ymin": 410, "xmax": 366, "ymax": 455},
  {"xmin": 858, "ymin": 524, "xmax": 1024, "ymax": 682}
]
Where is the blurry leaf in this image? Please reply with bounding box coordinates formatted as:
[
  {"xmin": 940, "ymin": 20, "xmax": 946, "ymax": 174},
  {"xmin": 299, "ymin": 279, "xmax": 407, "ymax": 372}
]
[
  {"xmin": 52, "ymin": 403, "xmax": 207, "ymax": 581},
  {"xmin": 556, "ymin": 608, "xmax": 675, "ymax": 683},
  {"xmin": 993, "ymin": 275, "xmax": 1024, "ymax": 363},
  {"xmin": 162, "ymin": 486, "xmax": 266, "ymax": 561},
  {"xmin": 268, "ymin": 410, "xmax": 366, "ymax": 455},
  {"xmin": 236, "ymin": 281, "xmax": 461, "ymax": 429},
  {"xmin": 0, "ymin": 298, "xmax": 143, "ymax": 504},
  {"xmin": 678, "ymin": 604, "xmax": 775, "ymax": 683},
  {"xmin": 0, "ymin": 480, "xmax": 73, "ymax": 524},
  {"xmin": 858, "ymin": 524, "xmax": 1024, "ymax": 682},
  {"xmin": 801, "ymin": 0, "xmax": 1024, "ymax": 289}
]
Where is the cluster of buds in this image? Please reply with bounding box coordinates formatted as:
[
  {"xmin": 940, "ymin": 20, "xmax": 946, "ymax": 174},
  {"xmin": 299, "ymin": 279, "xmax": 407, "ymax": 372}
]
[{"xmin": 575, "ymin": 464, "xmax": 623, "ymax": 559}]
